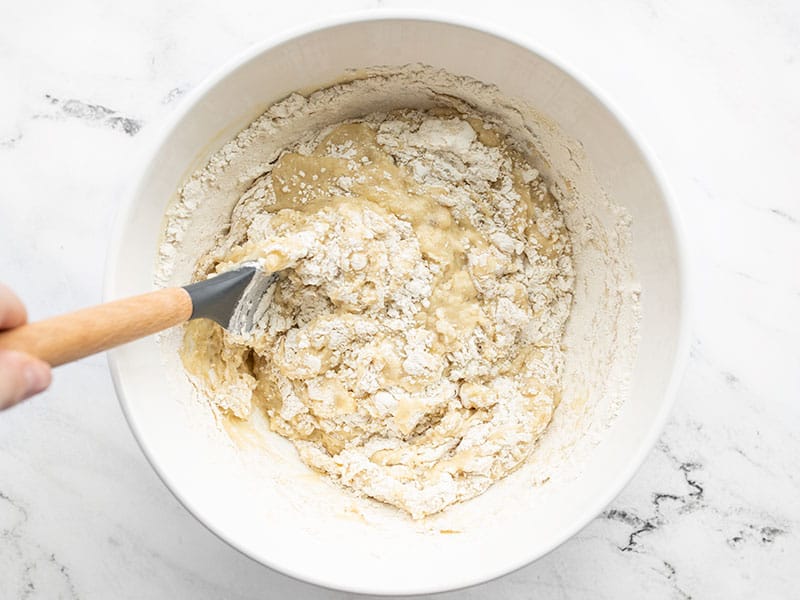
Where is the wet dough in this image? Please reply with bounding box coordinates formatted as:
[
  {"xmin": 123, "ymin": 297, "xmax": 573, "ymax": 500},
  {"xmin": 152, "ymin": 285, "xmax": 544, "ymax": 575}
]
[{"xmin": 182, "ymin": 109, "xmax": 574, "ymax": 518}]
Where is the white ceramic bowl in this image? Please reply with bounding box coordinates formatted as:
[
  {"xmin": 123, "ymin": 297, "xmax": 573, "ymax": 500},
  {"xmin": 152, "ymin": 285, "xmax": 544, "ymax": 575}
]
[{"xmin": 106, "ymin": 14, "xmax": 690, "ymax": 595}]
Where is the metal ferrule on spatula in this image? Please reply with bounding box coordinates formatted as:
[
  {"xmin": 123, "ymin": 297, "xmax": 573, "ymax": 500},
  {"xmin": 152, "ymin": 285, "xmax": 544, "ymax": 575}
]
[{"xmin": 183, "ymin": 262, "xmax": 279, "ymax": 336}]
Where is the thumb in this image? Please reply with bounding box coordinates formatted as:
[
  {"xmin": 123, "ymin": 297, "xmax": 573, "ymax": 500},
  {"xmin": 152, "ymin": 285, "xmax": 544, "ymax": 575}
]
[{"xmin": 0, "ymin": 350, "xmax": 52, "ymax": 410}]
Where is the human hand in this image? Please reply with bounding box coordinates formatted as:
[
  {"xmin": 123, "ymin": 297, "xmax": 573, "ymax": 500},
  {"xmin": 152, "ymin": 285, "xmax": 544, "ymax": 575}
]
[{"xmin": 0, "ymin": 284, "xmax": 52, "ymax": 410}]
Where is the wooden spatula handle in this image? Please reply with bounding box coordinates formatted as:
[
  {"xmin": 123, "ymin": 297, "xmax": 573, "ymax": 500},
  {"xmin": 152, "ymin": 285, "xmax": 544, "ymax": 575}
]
[{"xmin": 0, "ymin": 287, "xmax": 192, "ymax": 367}]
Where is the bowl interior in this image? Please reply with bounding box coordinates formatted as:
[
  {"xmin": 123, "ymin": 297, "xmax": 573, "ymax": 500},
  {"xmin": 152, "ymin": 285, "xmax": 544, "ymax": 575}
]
[{"xmin": 107, "ymin": 17, "xmax": 686, "ymax": 595}]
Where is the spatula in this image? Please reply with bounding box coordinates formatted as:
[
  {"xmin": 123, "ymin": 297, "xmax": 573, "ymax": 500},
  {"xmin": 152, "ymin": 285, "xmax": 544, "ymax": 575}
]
[{"xmin": 0, "ymin": 264, "xmax": 277, "ymax": 366}]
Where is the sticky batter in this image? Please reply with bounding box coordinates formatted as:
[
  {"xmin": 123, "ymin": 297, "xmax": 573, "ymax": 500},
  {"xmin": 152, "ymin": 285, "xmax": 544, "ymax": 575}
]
[{"xmin": 181, "ymin": 108, "xmax": 574, "ymax": 518}]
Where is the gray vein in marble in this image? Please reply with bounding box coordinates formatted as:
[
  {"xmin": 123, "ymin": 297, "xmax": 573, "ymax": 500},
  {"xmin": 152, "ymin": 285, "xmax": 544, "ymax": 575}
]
[
  {"xmin": 727, "ymin": 524, "xmax": 788, "ymax": 549},
  {"xmin": 725, "ymin": 269, "xmax": 800, "ymax": 302},
  {"xmin": 601, "ymin": 509, "xmax": 656, "ymax": 552},
  {"xmin": 733, "ymin": 269, "xmax": 800, "ymax": 296},
  {"xmin": 657, "ymin": 442, "xmax": 705, "ymax": 502},
  {"xmin": 690, "ymin": 339, "xmax": 751, "ymax": 394},
  {"xmin": 602, "ymin": 442, "xmax": 705, "ymax": 553},
  {"xmin": 1, "ymin": 490, "xmax": 80, "ymax": 599},
  {"xmin": 38, "ymin": 95, "xmax": 143, "ymax": 136},
  {"xmin": 162, "ymin": 85, "xmax": 190, "ymax": 104},
  {"xmin": 768, "ymin": 207, "xmax": 798, "ymax": 224},
  {"xmin": 598, "ymin": 417, "xmax": 794, "ymax": 597},
  {"xmin": 596, "ymin": 442, "xmax": 710, "ymax": 599},
  {"xmin": 658, "ymin": 559, "xmax": 690, "ymax": 600},
  {"xmin": 1, "ymin": 488, "xmax": 29, "ymax": 538},
  {"xmin": 721, "ymin": 371, "xmax": 741, "ymax": 387},
  {"xmin": 688, "ymin": 339, "xmax": 701, "ymax": 360},
  {"xmin": 0, "ymin": 133, "xmax": 22, "ymax": 148}
]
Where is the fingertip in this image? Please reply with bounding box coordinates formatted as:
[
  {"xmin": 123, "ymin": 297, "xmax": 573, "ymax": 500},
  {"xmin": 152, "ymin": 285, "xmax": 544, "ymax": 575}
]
[
  {"xmin": 0, "ymin": 283, "xmax": 28, "ymax": 330},
  {"xmin": 0, "ymin": 350, "xmax": 52, "ymax": 410},
  {"xmin": 22, "ymin": 358, "xmax": 52, "ymax": 398}
]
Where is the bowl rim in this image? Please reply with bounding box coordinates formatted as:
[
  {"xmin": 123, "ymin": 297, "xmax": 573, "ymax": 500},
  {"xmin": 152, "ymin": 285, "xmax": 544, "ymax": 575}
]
[{"xmin": 104, "ymin": 9, "xmax": 693, "ymax": 596}]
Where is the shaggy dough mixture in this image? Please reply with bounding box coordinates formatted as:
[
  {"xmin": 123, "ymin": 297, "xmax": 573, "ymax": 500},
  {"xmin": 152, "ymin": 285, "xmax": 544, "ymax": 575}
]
[{"xmin": 181, "ymin": 108, "xmax": 574, "ymax": 518}]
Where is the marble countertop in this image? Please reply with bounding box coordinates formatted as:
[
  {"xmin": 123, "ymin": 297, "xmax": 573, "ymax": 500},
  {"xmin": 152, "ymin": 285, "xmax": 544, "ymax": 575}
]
[{"xmin": 1, "ymin": 1, "xmax": 798, "ymax": 598}]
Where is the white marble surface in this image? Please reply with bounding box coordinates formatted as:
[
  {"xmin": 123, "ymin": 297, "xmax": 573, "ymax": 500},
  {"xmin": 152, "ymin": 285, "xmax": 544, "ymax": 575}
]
[{"xmin": 1, "ymin": 0, "xmax": 798, "ymax": 597}]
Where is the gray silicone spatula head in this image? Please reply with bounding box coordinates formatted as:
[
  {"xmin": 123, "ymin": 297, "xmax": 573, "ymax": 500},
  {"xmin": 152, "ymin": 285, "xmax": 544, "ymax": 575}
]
[{"xmin": 182, "ymin": 263, "xmax": 278, "ymax": 336}]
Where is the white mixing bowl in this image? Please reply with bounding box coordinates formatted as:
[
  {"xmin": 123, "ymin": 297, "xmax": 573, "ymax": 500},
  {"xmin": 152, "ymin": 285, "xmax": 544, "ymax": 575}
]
[{"xmin": 106, "ymin": 14, "xmax": 690, "ymax": 595}]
